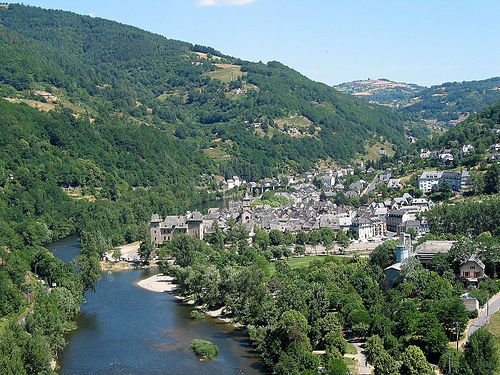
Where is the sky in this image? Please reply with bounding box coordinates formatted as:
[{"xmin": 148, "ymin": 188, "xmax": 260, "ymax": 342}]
[{"xmin": 13, "ymin": 0, "xmax": 500, "ymax": 87}]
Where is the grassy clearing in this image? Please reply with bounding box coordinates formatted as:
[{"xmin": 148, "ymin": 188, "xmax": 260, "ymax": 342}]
[
  {"xmin": 203, "ymin": 147, "xmax": 231, "ymax": 161},
  {"xmin": 274, "ymin": 114, "xmax": 313, "ymax": 128},
  {"xmin": 486, "ymin": 310, "xmax": 500, "ymax": 375},
  {"xmin": 345, "ymin": 342, "xmax": 357, "ymax": 355},
  {"xmin": 205, "ymin": 64, "xmax": 245, "ymax": 83},
  {"xmin": 363, "ymin": 141, "xmax": 395, "ymax": 162}
]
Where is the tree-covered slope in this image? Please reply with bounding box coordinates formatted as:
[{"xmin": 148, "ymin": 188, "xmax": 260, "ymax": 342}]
[
  {"xmin": 0, "ymin": 4, "xmax": 425, "ymax": 179},
  {"xmin": 420, "ymin": 101, "xmax": 500, "ymax": 153},
  {"xmin": 337, "ymin": 77, "xmax": 500, "ymax": 128},
  {"xmin": 399, "ymin": 77, "xmax": 500, "ymax": 126}
]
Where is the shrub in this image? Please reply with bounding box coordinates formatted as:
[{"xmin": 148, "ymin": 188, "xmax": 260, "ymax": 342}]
[
  {"xmin": 190, "ymin": 339, "xmax": 218, "ymax": 359},
  {"xmin": 190, "ymin": 310, "xmax": 205, "ymax": 320}
]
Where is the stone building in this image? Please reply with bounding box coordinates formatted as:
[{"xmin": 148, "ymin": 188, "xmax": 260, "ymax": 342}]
[{"xmin": 150, "ymin": 211, "xmax": 204, "ymax": 246}]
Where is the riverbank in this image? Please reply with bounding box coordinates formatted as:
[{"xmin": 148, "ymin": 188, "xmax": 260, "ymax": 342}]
[{"xmin": 137, "ymin": 273, "xmax": 238, "ymax": 326}]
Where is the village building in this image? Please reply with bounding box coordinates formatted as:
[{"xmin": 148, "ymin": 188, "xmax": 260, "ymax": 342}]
[
  {"xmin": 150, "ymin": 211, "xmax": 204, "ymax": 246},
  {"xmin": 384, "ymin": 233, "xmax": 413, "ymax": 288},
  {"xmin": 414, "ymin": 240, "xmax": 454, "ymax": 265},
  {"xmin": 417, "ymin": 170, "xmax": 469, "ymax": 193},
  {"xmin": 460, "ymin": 255, "xmax": 485, "ymax": 285}
]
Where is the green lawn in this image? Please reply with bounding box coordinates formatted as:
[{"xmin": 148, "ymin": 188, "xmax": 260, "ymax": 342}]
[
  {"xmin": 345, "ymin": 342, "xmax": 357, "ymax": 355},
  {"xmin": 486, "ymin": 310, "xmax": 500, "ymax": 375}
]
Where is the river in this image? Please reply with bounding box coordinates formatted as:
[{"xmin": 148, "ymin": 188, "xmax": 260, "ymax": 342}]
[{"xmin": 46, "ymin": 236, "xmax": 266, "ymax": 375}]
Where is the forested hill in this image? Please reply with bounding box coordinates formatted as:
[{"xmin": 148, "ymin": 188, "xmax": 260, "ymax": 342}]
[
  {"xmin": 337, "ymin": 77, "xmax": 500, "ymax": 128},
  {"xmin": 399, "ymin": 77, "xmax": 500, "ymax": 126},
  {"xmin": 0, "ymin": 4, "xmax": 425, "ymax": 180},
  {"xmin": 419, "ymin": 101, "xmax": 500, "ymax": 153}
]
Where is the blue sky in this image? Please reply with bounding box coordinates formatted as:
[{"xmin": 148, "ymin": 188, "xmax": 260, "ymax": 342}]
[{"xmin": 14, "ymin": 0, "xmax": 500, "ymax": 87}]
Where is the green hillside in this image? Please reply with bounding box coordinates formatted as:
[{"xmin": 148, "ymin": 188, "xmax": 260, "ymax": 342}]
[
  {"xmin": 337, "ymin": 77, "xmax": 500, "ymax": 128},
  {"xmin": 400, "ymin": 77, "xmax": 500, "ymax": 126},
  {"xmin": 0, "ymin": 4, "xmax": 426, "ymax": 181},
  {"xmin": 420, "ymin": 101, "xmax": 500, "ymax": 153}
]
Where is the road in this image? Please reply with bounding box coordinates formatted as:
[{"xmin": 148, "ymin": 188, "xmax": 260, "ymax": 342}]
[
  {"xmin": 361, "ymin": 172, "xmax": 380, "ymax": 197},
  {"xmin": 345, "ymin": 340, "xmax": 373, "ymax": 375},
  {"xmin": 467, "ymin": 292, "xmax": 500, "ymax": 337}
]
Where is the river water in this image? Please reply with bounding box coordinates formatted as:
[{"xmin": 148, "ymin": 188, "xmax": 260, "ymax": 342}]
[{"xmin": 46, "ymin": 236, "xmax": 266, "ymax": 375}]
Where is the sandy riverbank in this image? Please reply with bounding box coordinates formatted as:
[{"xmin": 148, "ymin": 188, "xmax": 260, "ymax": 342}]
[
  {"xmin": 137, "ymin": 273, "xmax": 178, "ymax": 292},
  {"xmin": 137, "ymin": 273, "xmax": 237, "ymax": 325}
]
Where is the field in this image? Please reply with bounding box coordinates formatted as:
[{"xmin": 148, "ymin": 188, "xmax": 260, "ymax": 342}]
[
  {"xmin": 274, "ymin": 114, "xmax": 313, "ymax": 128},
  {"xmin": 270, "ymin": 255, "xmax": 351, "ymax": 274},
  {"xmin": 486, "ymin": 310, "xmax": 500, "ymax": 375},
  {"xmin": 205, "ymin": 64, "xmax": 246, "ymax": 83}
]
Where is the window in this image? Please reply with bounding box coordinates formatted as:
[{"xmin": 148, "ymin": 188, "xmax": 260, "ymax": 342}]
[
  {"xmin": 463, "ymin": 272, "xmax": 470, "ymax": 277},
  {"xmin": 474, "ymin": 272, "xmax": 481, "ymax": 278},
  {"xmin": 470, "ymin": 265, "xmax": 475, "ymax": 269}
]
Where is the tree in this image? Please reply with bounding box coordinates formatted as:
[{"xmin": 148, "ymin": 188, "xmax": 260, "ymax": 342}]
[
  {"xmin": 254, "ymin": 226, "xmax": 270, "ymax": 250},
  {"xmin": 400, "ymin": 345, "xmax": 433, "ymax": 375},
  {"xmin": 138, "ymin": 240, "xmax": 153, "ymax": 265},
  {"xmin": 111, "ymin": 248, "xmax": 122, "ymax": 262},
  {"xmin": 269, "ymin": 229, "xmax": 285, "ymax": 246},
  {"xmin": 464, "ymin": 328, "xmax": 498, "ymax": 375},
  {"xmin": 369, "ymin": 240, "xmax": 398, "ymax": 270},
  {"xmin": 468, "ymin": 171, "xmax": 485, "ymax": 195},
  {"xmin": 295, "ymin": 231, "xmax": 308, "ymax": 245},
  {"xmin": 439, "ymin": 350, "xmax": 473, "ymax": 375},
  {"xmin": 439, "ymin": 180, "xmax": 454, "ymax": 200},
  {"xmin": 276, "ymin": 310, "xmax": 311, "ymax": 349},
  {"xmin": 484, "ymin": 163, "xmax": 500, "ymax": 194},
  {"xmin": 74, "ymin": 254, "xmax": 101, "ymax": 293},
  {"xmin": 336, "ymin": 230, "xmax": 350, "ymax": 251},
  {"xmin": 325, "ymin": 357, "xmax": 349, "ymax": 375}
]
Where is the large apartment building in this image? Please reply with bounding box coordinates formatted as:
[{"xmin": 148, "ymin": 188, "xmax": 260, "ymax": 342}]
[{"xmin": 417, "ymin": 170, "xmax": 469, "ymax": 193}]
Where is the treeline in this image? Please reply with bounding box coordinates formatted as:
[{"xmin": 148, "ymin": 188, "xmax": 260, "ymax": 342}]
[{"xmin": 424, "ymin": 198, "xmax": 500, "ymax": 238}]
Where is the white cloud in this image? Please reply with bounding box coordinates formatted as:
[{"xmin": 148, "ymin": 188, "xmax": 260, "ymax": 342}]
[{"xmin": 197, "ymin": 0, "xmax": 255, "ymax": 6}]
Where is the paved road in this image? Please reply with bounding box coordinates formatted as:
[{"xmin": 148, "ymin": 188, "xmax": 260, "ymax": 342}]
[
  {"xmin": 361, "ymin": 172, "xmax": 380, "ymax": 197},
  {"xmin": 346, "ymin": 340, "xmax": 373, "ymax": 375},
  {"xmin": 467, "ymin": 292, "xmax": 500, "ymax": 337}
]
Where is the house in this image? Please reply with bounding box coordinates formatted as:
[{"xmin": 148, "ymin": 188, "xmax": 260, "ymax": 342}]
[
  {"xmin": 387, "ymin": 178, "xmax": 402, "ymax": 189},
  {"xmin": 458, "ymin": 144, "xmax": 474, "ymax": 158},
  {"xmin": 387, "ymin": 209, "xmax": 411, "ymax": 232},
  {"xmin": 439, "ymin": 153, "xmax": 454, "ymax": 164},
  {"xmin": 460, "ymin": 255, "xmax": 485, "ymax": 285},
  {"xmin": 350, "ymin": 217, "xmax": 384, "ymax": 241}
]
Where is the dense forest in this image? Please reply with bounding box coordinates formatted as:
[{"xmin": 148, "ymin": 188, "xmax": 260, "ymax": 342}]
[
  {"xmin": 0, "ymin": 4, "xmax": 427, "ymax": 180},
  {"xmin": 399, "ymin": 78, "xmax": 500, "ymax": 125}
]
